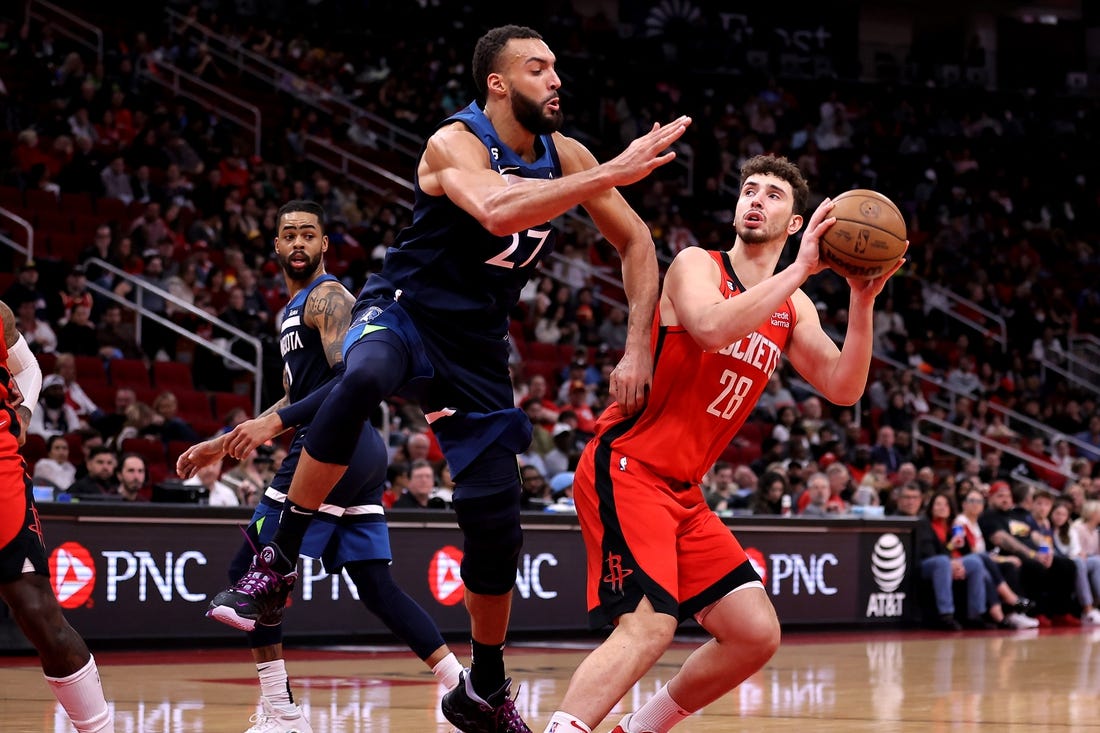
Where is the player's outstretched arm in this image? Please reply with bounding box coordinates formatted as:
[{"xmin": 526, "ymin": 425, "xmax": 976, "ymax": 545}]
[
  {"xmin": 559, "ymin": 137, "xmax": 658, "ymax": 415},
  {"xmin": 423, "ymin": 116, "xmax": 691, "ymax": 237}
]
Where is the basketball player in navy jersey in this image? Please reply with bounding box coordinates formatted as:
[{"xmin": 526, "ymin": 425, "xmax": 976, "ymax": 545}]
[
  {"xmin": 0, "ymin": 299, "xmax": 114, "ymax": 732},
  {"xmin": 178, "ymin": 200, "xmax": 462, "ymax": 733},
  {"xmin": 208, "ymin": 26, "xmax": 689, "ymax": 732}
]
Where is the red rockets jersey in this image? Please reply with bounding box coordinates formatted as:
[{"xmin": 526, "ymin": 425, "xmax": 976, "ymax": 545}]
[{"xmin": 594, "ymin": 250, "xmax": 797, "ymax": 485}]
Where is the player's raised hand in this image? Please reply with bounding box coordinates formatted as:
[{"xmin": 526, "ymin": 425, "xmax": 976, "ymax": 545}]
[
  {"xmin": 606, "ymin": 116, "xmax": 692, "ymax": 187},
  {"xmin": 792, "ymin": 197, "xmax": 835, "ymax": 277}
]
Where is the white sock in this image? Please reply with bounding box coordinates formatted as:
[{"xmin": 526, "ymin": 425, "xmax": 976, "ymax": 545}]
[
  {"xmin": 432, "ymin": 652, "xmax": 464, "ymax": 690},
  {"xmin": 544, "ymin": 711, "xmax": 591, "ymax": 733},
  {"xmin": 257, "ymin": 659, "xmax": 295, "ymax": 712},
  {"xmin": 44, "ymin": 655, "xmax": 114, "ymax": 733},
  {"xmin": 631, "ymin": 683, "xmax": 691, "ymax": 732}
]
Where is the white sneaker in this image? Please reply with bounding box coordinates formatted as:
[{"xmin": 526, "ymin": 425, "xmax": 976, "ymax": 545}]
[
  {"xmin": 1004, "ymin": 612, "xmax": 1040, "ymax": 629},
  {"xmin": 1083, "ymin": 608, "xmax": 1100, "ymax": 625},
  {"xmin": 244, "ymin": 698, "xmax": 314, "ymax": 733}
]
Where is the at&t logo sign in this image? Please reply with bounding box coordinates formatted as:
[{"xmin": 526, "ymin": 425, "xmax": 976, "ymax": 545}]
[
  {"xmin": 49, "ymin": 542, "xmax": 96, "ymax": 609},
  {"xmin": 866, "ymin": 533, "xmax": 907, "ymax": 617}
]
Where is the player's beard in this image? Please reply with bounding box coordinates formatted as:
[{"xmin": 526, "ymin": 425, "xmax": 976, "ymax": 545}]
[
  {"xmin": 280, "ymin": 251, "xmax": 323, "ymax": 281},
  {"xmin": 734, "ymin": 220, "xmax": 773, "ymax": 245},
  {"xmin": 511, "ymin": 89, "xmax": 563, "ymax": 135}
]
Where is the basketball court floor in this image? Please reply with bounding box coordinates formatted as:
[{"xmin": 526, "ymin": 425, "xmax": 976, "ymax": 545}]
[{"xmin": 2, "ymin": 626, "xmax": 1099, "ymax": 732}]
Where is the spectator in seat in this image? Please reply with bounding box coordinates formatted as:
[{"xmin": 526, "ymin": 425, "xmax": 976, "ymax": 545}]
[
  {"xmin": 32, "ymin": 435, "xmax": 77, "ymax": 493},
  {"xmin": 53, "ymin": 353, "xmax": 101, "ymax": 423},
  {"xmin": 95, "ymin": 303, "xmax": 143, "ymax": 361},
  {"xmin": 3, "ymin": 262, "xmax": 49, "ymax": 319},
  {"xmin": 924, "ymin": 490, "xmax": 1001, "ymax": 629},
  {"xmin": 979, "ymin": 481, "xmax": 1080, "ymax": 627},
  {"xmin": 392, "ymin": 460, "xmax": 445, "ymax": 509},
  {"xmin": 749, "ymin": 471, "xmax": 790, "ymax": 515},
  {"xmin": 151, "ymin": 391, "xmax": 200, "ymax": 444},
  {"xmin": 15, "ymin": 298, "xmax": 57, "ymax": 354},
  {"xmin": 92, "ymin": 386, "xmax": 137, "ymax": 445},
  {"xmin": 954, "ymin": 486, "xmax": 1038, "ymax": 628},
  {"xmin": 870, "ymin": 425, "xmax": 903, "ymax": 475},
  {"xmin": 100, "ymin": 155, "xmax": 133, "ymax": 204},
  {"xmin": 703, "ymin": 461, "xmax": 736, "ymax": 512},
  {"xmin": 220, "ymin": 446, "xmax": 268, "ymax": 508},
  {"xmin": 596, "ymin": 306, "xmax": 628, "ymax": 351},
  {"xmin": 382, "ymin": 462, "xmax": 410, "ymax": 509},
  {"xmin": 1071, "ymin": 500, "xmax": 1100, "ymax": 624},
  {"xmin": 55, "ymin": 265, "xmax": 95, "ymax": 326},
  {"xmin": 185, "ymin": 462, "xmax": 239, "ymax": 506},
  {"xmin": 519, "ymin": 463, "xmax": 553, "ymax": 511},
  {"xmin": 1052, "ymin": 498, "xmax": 1100, "ymax": 625},
  {"xmin": 28, "ymin": 374, "xmax": 83, "ymax": 440},
  {"xmin": 69, "ymin": 445, "xmax": 119, "ymax": 499},
  {"xmin": 56, "ymin": 304, "xmax": 99, "ymax": 357},
  {"xmin": 115, "ymin": 452, "xmax": 150, "ymax": 502}
]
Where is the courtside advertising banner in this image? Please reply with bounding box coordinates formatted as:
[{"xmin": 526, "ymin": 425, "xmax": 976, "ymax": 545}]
[{"xmin": 0, "ymin": 508, "xmax": 915, "ymax": 645}]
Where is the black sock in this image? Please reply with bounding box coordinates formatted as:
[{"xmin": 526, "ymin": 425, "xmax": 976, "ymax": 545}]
[
  {"xmin": 469, "ymin": 639, "xmax": 506, "ymax": 700},
  {"xmin": 269, "ymin": 501, "xmax": 314, "ymax": 569}
]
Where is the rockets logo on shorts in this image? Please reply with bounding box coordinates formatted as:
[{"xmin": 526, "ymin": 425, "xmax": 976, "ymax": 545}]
[{"xmin": 602, "ymin": 551, "xmax": 633, "ymax": 594}]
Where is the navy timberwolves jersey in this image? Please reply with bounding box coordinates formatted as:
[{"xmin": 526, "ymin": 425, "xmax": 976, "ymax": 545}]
[
  {"xmin": 360, "ymin": 101, "xmax": 563, "ymax": 338},
  {"xmin": 280, "ymin": 274, "xmax": 340, "ymax": 404}
]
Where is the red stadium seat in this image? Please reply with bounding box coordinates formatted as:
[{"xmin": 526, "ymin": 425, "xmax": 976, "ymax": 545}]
[{"xmin": 109, "ymin": 359, "xmax": 152, "ymax": 389}]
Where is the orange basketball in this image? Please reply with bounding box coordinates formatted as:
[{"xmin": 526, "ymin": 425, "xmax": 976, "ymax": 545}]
[{"xmin": 818, "ymin": 189, "xmax": 907, "ymax": 280}]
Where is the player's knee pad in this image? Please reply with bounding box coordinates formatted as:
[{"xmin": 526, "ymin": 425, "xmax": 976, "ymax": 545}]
[
  {"xmin": 451, "ymin": 447, "xmax": 523, "ymax": 595},
  {"xmin": 306, "ymin": 338, "xmax": 405, "ymax": 464}
]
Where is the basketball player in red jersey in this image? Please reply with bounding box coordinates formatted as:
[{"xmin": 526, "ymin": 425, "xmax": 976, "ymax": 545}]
[
  {"xmin": 0, "ymin": 299, "xmax": 114, "ymax": 732},
  {"xmin": 542, "ymin": 155, "xmax": 905, "ymax": 733}
]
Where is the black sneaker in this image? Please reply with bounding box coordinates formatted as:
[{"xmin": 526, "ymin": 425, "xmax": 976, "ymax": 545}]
[
  {"xmin": 207, "ymin": 544, "xmax": 297, "ymax": 632},
  {"xmin": 932, "ymin": 614, "xmax": 963, "ymax": 631},
  {"xmin": 441, "ymin": 670, "xmax": 532, "ymax": 733},
  {"xmin": 1013, "ymin": 597, "xmax": 1038, "ymax": 616}
]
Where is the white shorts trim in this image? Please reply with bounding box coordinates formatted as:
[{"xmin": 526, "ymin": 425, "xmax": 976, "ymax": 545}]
[{"xmin": 693, "ymin": 580, "xmax": 765, "ymax": 625}]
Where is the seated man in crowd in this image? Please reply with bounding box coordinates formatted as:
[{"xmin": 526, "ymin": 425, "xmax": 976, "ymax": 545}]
[
  {"xmin": 978, "ymin": 480, "xmax": 1080, "ymax": 627},
  {"xmin": 69, "ymin": 445, "xmax": 119, "ymax": 499}
]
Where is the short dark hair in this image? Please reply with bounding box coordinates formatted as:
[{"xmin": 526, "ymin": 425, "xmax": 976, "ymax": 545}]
[
  {"xmin": 472, "ymin": 25, "xmax": 543, "ymax": 104},
  {"xmin": 117, "ymin": 452, "xmax": 147, "ymax": 473},
  {"xmin": 739, "ymin": 154, "xmax": 810, "ymax": 217},
  {"xmin": 276, "ymin": 200, "xmax": 326, "ymax": 229},
  {"xmin": 87, "ymin": 445, "xmax": 116, "ymax": 462}
]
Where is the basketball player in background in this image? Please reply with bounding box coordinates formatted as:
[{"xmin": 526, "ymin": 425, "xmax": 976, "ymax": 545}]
[
  {"xmin": 207, "ymin": 25, "xmax": 689, "ymax": 733},
  {"xmin": 542, "ymin": 155, "xmax": 905, "ymax": 733},
  {"xmin": 0, "ymin": 298, "xmax": 114, "ymax": 732},
  {"xmin": 177, "ymin": 201, "xmax": 461, "ymax": 733}
]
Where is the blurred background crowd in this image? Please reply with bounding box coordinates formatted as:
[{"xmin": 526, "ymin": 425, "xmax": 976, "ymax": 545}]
[{"xmin": 1, "ymin": 1, "xmax": 1100, "ymax": 625}]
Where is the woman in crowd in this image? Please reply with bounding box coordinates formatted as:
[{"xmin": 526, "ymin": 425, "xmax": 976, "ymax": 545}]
[{"xmin": 953, "ymin": 486, "xmax": 1039, "ymax": 628}]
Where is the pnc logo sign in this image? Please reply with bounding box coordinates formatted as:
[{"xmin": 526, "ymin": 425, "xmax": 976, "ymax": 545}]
[
  {"xmin": 49, "ymin": 542, "xmax": 96, "ymax": 609},
  {"xmin": 429, "ymin": 546, "xmax": 465, "ymax": 606},
  {"xmin": 744, "ymin": 547, "xmax": 767, "ymax": 584}
]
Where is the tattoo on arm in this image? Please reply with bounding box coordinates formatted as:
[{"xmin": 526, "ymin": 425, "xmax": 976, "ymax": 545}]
[
  {"xmin": 257, "ymin": 395, "xmax": 289, "ymax": 419},
  {"xmin": 307, "ymin": 284, "xmax": 354, "ymax": 368}
]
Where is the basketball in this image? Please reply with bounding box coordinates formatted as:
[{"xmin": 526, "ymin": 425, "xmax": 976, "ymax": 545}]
[{"xmin": 818, "ymin": 189, "xmax": 907, "ymax": 280}]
